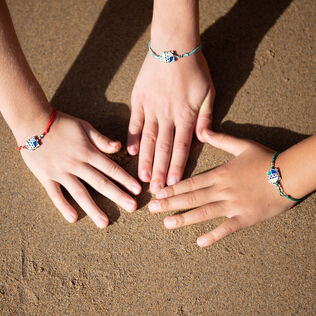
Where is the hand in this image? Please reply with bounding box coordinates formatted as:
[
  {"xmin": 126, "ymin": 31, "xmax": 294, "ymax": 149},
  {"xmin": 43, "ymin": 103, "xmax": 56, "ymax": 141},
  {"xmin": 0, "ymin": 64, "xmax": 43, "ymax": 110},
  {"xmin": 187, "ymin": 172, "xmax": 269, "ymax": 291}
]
[
  {"xmin": 148, "ymin": 130, "xmax": 295, "ymax": 247},
  {"xmin": 128, "ymin": 51, "xmax": 215, "ymax": 193},
  {"xmin": 19, "ymin": 112, "xmax": 142, "ymax": 228}
]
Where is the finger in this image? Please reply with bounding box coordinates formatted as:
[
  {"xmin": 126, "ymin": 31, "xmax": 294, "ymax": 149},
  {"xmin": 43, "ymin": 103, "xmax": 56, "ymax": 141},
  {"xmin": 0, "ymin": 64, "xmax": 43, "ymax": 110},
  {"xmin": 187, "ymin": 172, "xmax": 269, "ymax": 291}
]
[
  {"xmin": 81, "ymin": 121, "xmax": 121, "ymax": 154},
  {"xmin": 203, "ymin": 130, "xmax": 250, "ymax": 156},
  {"xmin": 195, "ymin": 88, "xmax": 215, "ymax": 142},
  {"xmin": 197, "ymin": 216, "xmax": 241, "ymax": 247},
  {"xmin": 164, "ymin": 201, "xmax": 225, "ymax": 229},
  {"xmin": 167, "ymin": 124, "xmax": 194, "ymax": 186},
  {"xmin": 44, "ymin": 181, "xmax": 78, "ymax": 223},
  {"xmin": 149, "ymin": 185, "xmax": 223, "ymax": 213},
  {"xmin": 150, "ymin": 123, "xmax": 174, "ymax": 194},
  {"xmin": 127, "ymin": 106, "xmax": 145, "ymax": 155},
  {"xmin": 75, "ymin": 164, "xmax": 137, "ymax": 213},
  {"xmin": 138, "ymin": 119, "xmax": 158, "ymax": 182},
  {"xmin": 155, "ymin": 171, "xmax": 216, "ymax": 199},
  {"xmin": 62, "ymin": 176, "xmax": 109, "ymax": 228},
  {"xmin": 87, "ymin": 150, "xmax": 141, "ymax": 195}
]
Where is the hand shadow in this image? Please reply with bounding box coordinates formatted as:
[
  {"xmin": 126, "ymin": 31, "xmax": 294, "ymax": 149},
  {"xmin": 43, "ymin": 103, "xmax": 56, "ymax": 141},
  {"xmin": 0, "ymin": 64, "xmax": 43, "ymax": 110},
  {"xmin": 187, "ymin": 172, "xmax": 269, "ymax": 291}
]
[
  {"xmin": 185, "ymin": 0, "xmax": 294, "ymax": 179},
  {"xmin": 51, "ymin": 0, "xmax": 153, "ymax": 223},
  {"xmin": 201, "ymin": 0, "xmax": 293, "ymax": 129}
]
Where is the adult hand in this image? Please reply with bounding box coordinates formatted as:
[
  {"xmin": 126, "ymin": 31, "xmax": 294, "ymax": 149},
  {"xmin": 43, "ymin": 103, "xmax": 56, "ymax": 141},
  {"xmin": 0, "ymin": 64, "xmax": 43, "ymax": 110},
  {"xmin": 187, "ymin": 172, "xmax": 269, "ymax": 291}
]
[
  {"xmin": 19, "ymin": 112, "xmax": 141, "ymax": 228},
  {"xmin": 128, "ymin": 51, "xmax": 215, "ymax": 193},
  {"xmin": 149, "ymin": 130, "xmax": 297, "ymax": 247}
]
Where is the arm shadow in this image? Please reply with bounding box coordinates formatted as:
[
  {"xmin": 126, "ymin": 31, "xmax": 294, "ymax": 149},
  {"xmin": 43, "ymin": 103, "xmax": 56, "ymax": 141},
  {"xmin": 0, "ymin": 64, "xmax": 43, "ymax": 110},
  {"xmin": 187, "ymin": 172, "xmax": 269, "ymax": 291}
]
[
  {"xmin": 50, "ymin": 0, "xmax": 153, "ymax": 224},
  {"xmin": 185, "ymin": 0, "xmax": 293, "ymax": 178}
]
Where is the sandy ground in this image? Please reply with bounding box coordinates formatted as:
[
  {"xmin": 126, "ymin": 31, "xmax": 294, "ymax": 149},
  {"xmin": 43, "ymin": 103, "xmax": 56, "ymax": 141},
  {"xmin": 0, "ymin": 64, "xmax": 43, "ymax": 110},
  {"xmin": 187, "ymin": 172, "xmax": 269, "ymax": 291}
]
[{"xmin": 0, "ymin": 0, "xmax": 315, "ymax": 315}]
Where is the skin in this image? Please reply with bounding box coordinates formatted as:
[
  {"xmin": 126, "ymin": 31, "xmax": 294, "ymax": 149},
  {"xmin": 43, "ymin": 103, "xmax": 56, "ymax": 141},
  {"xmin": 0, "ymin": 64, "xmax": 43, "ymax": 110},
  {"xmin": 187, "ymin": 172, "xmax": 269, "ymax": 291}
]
[
  {"xmin": 149, "ymin": 130, "xmax": 316, "ymax": 247},
  {"xmin": 128, "ymin": 0, "xmax": 215, "ymax": 193},
  {"xmin": 0, "ymin": 1, "xmax": 141, "ymax": 227}
]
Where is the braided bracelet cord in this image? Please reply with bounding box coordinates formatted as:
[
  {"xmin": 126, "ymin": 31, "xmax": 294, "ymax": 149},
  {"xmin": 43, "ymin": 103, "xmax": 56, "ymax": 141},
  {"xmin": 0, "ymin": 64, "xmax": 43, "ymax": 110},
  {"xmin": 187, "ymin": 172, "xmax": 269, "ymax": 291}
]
[
  {"xmin": 268, "ymin": 152, "xmax": 303, "ymax": 202},
  {"xmin": 148, "ymin": 41, "xmax": 202, "ymax": 63},
  {"xmin": 17, "ymin": 108, "xmax": 57, "ymax": 151}
]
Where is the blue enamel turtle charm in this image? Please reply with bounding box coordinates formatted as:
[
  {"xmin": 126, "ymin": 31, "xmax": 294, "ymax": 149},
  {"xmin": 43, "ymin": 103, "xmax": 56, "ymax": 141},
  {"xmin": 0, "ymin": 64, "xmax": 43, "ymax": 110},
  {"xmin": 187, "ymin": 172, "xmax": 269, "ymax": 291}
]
[{"xmin": 267, "ymin": 168, "xmax": 280, "ymax": 184}]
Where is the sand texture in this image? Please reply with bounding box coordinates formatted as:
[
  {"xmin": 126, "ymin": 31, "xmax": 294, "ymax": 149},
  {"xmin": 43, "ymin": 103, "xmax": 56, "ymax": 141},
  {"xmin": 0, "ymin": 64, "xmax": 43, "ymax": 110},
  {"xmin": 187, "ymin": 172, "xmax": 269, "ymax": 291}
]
[{"xmin": 1, "ymin": 0, "xmax": 315, "ymax": 315}]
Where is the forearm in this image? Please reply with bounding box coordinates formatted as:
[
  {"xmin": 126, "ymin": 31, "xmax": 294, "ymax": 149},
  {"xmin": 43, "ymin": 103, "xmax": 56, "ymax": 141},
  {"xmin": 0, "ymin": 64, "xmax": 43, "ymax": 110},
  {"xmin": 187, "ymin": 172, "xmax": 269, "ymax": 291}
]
[
  {"xmin": 277, "ymin": 135, "xmax": 316, "ymax": 199},
  {"xmin": 0, "ymin": 1, "xmax": 51, "ymax": 141},
  {"xmin": 151, "ymin": 0, "xmax": 200, "ymax": 51}
]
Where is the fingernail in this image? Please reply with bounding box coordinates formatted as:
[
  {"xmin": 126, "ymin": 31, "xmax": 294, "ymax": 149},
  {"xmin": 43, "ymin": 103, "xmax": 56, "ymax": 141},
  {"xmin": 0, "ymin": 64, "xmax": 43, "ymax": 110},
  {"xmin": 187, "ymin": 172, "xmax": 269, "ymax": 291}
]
[
  {"xmin": 125, "ymin": 200, "xmax": 137, "ymax": 212},
  {"xmin": 96, "ymin": 216, "xmax": 108, "ymax": 228},
  {"xmin": 150, "ymin": 182, "xmax": 163, "ymax": 194},
  {"xmin": 148, "ymin": 200, "xmax": 161, "ymax": 212},
  {"xmin": 167, "ymin": 176, "xmax": 177, "ymax": 186},
  {"xmin": 140, "ymin": 170, "xmax": 151, "ymax": 182},
  {"xmin": 110, "ymin": 141, "xmax": 120, "ymax": 147},
  {"xmin": 197, "ymin": 237, "xmax": 208, "ymax": 247},
  {"xmin": 204, "ymin": 130, "xmax": 215, "ymax": 137},
  {"xmin": 65, "ymin": 213, "xmax": 77, "ymax": 223},
  {"xmin": 156, "ymin": 189, "xmax": 167, "ymax": 199},
  {"xmin": 164, "ymin": 217, "xmax": 177, "ymax": 229},
  {"xmin": 128, "ymin": 145, "xmax": 137, "ymax": 155},
  {"xmin": 132, "ymin": 185, "xmax": 141, "ymax": 195}
]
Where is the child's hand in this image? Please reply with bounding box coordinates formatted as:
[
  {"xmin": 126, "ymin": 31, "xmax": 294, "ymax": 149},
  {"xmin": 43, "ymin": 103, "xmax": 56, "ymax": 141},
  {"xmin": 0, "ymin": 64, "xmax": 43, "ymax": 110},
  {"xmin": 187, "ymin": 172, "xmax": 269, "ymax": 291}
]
[
  {"xmin": 128, "ymin": 52, "xmax": 215, "ymax": 194},
  {"xmin": 19, "ymin": 112, "xmax": 142, "ymax": 228},
  {"xmin": 149, "ymin": 130, "xmax": 296, "ymax": 247}
]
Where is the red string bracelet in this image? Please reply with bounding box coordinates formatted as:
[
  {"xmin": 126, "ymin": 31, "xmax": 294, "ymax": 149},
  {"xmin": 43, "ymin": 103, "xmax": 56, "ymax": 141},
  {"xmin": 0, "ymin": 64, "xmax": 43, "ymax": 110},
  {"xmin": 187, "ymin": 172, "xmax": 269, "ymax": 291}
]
[{"xmin": 17, "ymin": 108, "xmax": 57, "ymax": 151}]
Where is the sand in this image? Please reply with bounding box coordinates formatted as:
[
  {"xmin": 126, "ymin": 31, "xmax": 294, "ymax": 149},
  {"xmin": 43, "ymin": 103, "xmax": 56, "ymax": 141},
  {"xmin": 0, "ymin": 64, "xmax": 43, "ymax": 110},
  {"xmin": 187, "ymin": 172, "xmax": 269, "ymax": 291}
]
[{"xmin": 0, "ymin": 0, "xmax": 315, "ymax": 315}]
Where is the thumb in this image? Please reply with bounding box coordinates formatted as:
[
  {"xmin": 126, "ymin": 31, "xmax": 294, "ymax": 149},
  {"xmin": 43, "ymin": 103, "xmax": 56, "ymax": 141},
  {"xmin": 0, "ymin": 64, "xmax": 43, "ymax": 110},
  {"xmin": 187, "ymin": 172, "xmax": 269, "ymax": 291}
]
[
  {"xmin": 195, "ymin": 88, "xmax": 214, "ymax": 143},
  {"xmin": 203, "ymin": 129, "xmax": 250, "ymax": 156},
  {"xmin": 81, "ymin": 121, "xmax": 121, "ymax": 154}
]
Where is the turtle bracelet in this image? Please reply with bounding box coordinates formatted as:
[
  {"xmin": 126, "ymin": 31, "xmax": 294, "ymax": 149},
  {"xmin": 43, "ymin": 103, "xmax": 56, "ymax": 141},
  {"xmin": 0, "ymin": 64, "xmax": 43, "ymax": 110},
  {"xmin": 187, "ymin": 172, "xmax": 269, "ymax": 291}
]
[
  {"xmin": 17, "ymin": 108, "xmax": 57, "ymax": 151},
  {"xmin": 148, "ymin": 41, "xmax": 201, "ymax": 63},
  {"xmin": 267, "ymin": 152, "xmax": 303, "ymax": 202}
]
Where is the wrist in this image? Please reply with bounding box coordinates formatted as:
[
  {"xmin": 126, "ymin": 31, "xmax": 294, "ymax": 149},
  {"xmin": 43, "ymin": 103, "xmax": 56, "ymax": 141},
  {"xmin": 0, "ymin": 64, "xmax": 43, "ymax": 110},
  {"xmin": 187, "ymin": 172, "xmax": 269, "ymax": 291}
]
[
  {"xmin": 275, "ymin": 137, "xmax": 316, "ymax": 199},
  {"xmin": 10, "ymin": 101, "xmax": 53, "ymax": 145},
  {"xmin": 151, "ymin": 0, "xmax": 200, "ymax": 52}
]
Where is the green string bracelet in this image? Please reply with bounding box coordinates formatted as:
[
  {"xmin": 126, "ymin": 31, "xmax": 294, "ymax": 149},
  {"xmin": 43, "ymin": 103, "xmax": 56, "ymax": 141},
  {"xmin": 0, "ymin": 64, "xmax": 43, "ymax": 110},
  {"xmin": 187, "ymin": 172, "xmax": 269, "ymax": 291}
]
[
  {"xmin": 267, "ymin": 152, "xmax": 303, "ymax": 202},
  {"xmin": 148, "ymin": 41, "xmax": 201, "ymax": 63}
]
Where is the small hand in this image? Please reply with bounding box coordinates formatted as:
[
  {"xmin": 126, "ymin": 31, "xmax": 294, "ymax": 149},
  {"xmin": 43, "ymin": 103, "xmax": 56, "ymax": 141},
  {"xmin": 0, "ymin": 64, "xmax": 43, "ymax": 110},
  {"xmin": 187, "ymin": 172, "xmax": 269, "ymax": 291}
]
[
  {"xmin": 128, "ymin": 52, "xmax": 215, "ymax": 193},
  {"xmin": 20, "ymin": 112, "xmax": 142, "ymax": 228},
  {"xmin": 149, "ymin": 130, "xmax": 295, "ymax": 247}
]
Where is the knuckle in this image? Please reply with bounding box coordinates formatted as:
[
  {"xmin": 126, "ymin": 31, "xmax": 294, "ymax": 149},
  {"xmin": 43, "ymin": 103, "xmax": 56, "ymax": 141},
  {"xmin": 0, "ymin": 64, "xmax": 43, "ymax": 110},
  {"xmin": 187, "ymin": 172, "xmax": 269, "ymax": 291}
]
[
  {"xmin": 165, "ymin": 186, "xmax": 174, "ymax": 197},
  {"xmin": 160, "ymin": 199, "xmax": 169, "ymax": 210},
  {"xmin": 175, "ymin": 214, "xmax": 185, "ymax": 226},
  {"xmin": 142, "ymin": 130, "xmax": 157, "ymax": 144},
  {"xmin": 152, "ymin": 170, "xmax": 165, "ymax": 181},
  {"xmin": 199, "ymin": 206, "xmax": 210, "ymax": 219},
  {"xmin": 173, "ymin": 140, "xmax": 189, "ymax": 151},
  {"xmin": 78, "ymin": 145, "xmax": 92, "ymax": 162},
  {"xmin": 185, "ymin": 177, "xmax": 196, "ymax": 191},
  {"xmin": 186, "ymin": 192, "xmax": 197, "ymax": 205},
  {"xmin": 178, "ymin": 106, "xmax": 196, "ymax": 122},
  {"xmin": 48, "ymin": 190, "xmax": 60, "ymax": 201},
  {"xmin": 219, "ymin": 187, "xmax": 233, "ymax": 199},
  {"xmin": 96, "ymin": 178, "xmax": 109, "ymax": 192},
  {"xmin": 73, "ymin": 189, "xmax": 87, "ymax": 201},
  {"xmin": 106, "ymin": 162, "xmax": 120, "ymax": 176},
  {"xmin": 221, "ymin": 224, "xmax": 234, "ymax": 237},
  {"xmin": 157, "ymin": 141, "xmax": 171, "ymax": 153},
  {"xmin": 130, "ymin": 117, "xmax": 143, "ymax": 131}
]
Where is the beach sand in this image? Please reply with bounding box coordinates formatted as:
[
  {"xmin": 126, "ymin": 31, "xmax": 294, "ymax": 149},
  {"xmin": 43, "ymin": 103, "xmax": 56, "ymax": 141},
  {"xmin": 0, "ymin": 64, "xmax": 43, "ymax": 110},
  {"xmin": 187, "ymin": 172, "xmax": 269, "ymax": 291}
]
[{"xmin": 0, "ymin": 0, "xmax": 315, "ymax": 314}]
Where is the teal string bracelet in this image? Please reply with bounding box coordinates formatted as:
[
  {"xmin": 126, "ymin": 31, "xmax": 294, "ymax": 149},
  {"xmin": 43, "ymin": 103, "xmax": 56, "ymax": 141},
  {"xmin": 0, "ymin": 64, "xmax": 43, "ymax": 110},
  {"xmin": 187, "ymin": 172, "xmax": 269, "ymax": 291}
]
[
  {"xmin": 267, "ymin": 152, "xmax": 303, "ymax": 202},
  {"xmin": 148, "ymin": 41, "xmax": 202, "ymax": 63}
]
